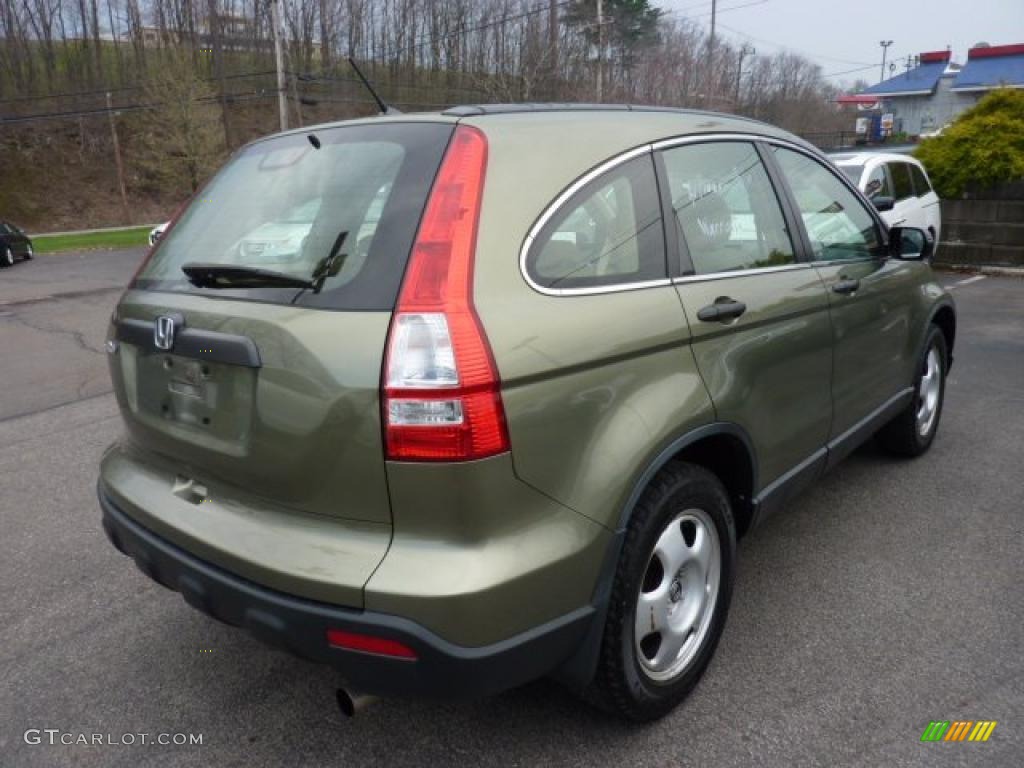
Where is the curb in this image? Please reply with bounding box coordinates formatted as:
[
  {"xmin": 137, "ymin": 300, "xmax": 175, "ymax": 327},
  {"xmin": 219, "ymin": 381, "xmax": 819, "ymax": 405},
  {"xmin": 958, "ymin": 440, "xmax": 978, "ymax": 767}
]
[{"xmin": 933, "ymin": 263, "xmax": 1024, "ymax": 278}]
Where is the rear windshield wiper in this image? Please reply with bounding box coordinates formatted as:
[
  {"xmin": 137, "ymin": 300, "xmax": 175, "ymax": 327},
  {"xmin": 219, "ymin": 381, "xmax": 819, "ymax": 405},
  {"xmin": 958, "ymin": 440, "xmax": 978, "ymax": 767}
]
[
  {"xmin": 181, "ymin": 262, "xmax": 314, "ymax": 290},
  {"xmin": 290, "ymin": 231, "xmax": 349, "ymax": 303}
]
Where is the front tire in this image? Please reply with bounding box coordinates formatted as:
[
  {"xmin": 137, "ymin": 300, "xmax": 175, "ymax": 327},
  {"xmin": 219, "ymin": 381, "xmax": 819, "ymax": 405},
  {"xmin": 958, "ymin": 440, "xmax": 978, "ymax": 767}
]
[
  {"xmin": 2, "ymin": 247, "xmax": 13, "ymax": 267},
  {"xmin": 594, "ymin": 462, "xmax": 736, "ymax": 721},
  {"xmin": 877, "ymin": 325, "xmax": 947, "ymax": 457}
]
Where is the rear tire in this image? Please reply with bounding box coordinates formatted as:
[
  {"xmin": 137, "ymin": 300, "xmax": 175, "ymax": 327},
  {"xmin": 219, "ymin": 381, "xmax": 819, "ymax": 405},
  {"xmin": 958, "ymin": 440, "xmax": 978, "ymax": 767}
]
[
  {"xmin": 593, "ymin": 461, "xmax": 736, "ymax": 722},
  {"xmin": 877, "ymin": 325, "xmax": 947, "ymax": 457},
  {"xmin": 24, "ymin": 245, "xmax": 32, "ymax": 260}
]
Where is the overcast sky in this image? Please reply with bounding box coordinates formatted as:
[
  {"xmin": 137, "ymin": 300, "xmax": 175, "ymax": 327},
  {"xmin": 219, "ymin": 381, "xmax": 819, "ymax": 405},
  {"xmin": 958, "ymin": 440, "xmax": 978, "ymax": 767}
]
[{"xmin": 659, "ymin": 0, "xmax": 1024, "ymax": 85}]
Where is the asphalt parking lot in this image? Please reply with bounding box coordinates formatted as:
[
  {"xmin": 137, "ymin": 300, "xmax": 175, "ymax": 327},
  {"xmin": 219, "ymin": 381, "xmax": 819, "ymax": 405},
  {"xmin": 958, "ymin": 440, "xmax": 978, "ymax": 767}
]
[{"xmin": 1, "ymin": 249, "xmax": 1021, "ymax": 767}]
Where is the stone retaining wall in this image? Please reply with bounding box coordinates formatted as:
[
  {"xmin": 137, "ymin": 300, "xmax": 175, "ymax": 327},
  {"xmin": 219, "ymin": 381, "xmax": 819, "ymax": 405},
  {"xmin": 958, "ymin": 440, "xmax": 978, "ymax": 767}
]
[{"xmin": 936, "ymin": 182, "xmax": 1024, "ymax": 268}]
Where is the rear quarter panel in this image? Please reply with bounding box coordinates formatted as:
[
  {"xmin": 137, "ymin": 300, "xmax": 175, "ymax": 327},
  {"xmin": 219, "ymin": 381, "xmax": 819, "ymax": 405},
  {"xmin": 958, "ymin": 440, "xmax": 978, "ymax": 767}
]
[{"xmin": 469, "ymin": 115, "xmax": 718, "ymax": 531}]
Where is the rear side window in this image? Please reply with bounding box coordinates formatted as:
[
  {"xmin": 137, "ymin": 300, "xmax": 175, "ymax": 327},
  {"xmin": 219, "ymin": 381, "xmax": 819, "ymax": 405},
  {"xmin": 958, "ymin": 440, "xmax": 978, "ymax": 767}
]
[
  {"xmin": 910, "ymin": 164, "xmax": 932, "ymax": 196},
  {"xmin": 134, "ymin": 122, "xmax": 453, "ymax": 310},
  {"xmin": 660, "ymin": 141, "xmax": 795, "ymax": 275},
  {"xmin": 889, "ymin": 162, "xmax": 914, "ymax": 201},
  {"xmin": 526, "ymin": 155, "xmax": 666, "ymax": 291},
  {"xmin": 772, "ymin": 147, "xmax": 881, "ymax": 262}
]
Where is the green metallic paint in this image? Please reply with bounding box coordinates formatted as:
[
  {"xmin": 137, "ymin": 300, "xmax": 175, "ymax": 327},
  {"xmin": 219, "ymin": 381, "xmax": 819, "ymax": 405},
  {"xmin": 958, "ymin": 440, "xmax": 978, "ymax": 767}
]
[
  {"xmin": 100, "ymin": 109, "xmax": 955, "ymax": 659},
  {"xmin": 99, "ymin": 442, "xmax": 389, "ymax": 607},
  {"xmin": 674, "ymin": 267, "xmax": 833, "ymax": 488},
  {"xmin": 107, "ymin": 290, "xmax": 393, "ymax": 525},
  {"xmin": 813, "ymin": 257, "xmax": 927, "ymax": 440},
  {"xmin": 372, "ymin": 454, "xmax": 611, "ymax": 646}
]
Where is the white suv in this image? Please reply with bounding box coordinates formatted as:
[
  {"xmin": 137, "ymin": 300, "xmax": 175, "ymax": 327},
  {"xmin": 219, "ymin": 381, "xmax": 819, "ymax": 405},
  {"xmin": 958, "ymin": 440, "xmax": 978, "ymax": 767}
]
[{"xmin": 831, "ymin": 153, "xmax": 941, "ymax": 245}]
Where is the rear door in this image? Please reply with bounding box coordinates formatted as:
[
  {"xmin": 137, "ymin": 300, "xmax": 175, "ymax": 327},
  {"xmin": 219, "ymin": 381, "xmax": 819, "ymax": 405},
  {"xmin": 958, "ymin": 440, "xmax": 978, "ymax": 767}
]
[
  {"xmin": 659, "ymin": 139, "xmax": 833, "ymax": 494},
  {"xmin": 108, "ymin": 122, "xmax": 454, "ymax": 526},
  {"xmin": 769, "ymin": 145, "xmax": 917, "ymax": 455}
]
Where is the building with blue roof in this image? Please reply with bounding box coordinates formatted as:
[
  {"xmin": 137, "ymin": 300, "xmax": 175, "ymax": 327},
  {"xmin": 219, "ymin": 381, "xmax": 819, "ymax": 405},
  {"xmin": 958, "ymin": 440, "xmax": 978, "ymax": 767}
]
[{"xmin": 843, "ymin": 43, "xmax": 1024, "ymax": 136}]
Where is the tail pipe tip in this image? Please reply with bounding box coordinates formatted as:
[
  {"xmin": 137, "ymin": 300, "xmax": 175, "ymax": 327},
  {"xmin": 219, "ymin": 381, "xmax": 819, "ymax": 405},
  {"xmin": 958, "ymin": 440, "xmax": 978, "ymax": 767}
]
[{"xmin": 336, "ymin": 687, "xmax": 379, "ymax": 718}]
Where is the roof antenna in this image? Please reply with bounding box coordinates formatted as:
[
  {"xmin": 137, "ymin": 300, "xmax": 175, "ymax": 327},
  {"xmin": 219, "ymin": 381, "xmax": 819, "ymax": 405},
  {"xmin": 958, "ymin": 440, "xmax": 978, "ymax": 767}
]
[{"xmin": 348, "ymin": 57, "xmax": 400, "ymax": 115}]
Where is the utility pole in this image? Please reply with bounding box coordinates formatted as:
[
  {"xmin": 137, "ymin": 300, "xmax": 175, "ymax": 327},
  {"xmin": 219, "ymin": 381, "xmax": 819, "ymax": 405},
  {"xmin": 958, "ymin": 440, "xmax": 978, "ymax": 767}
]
[
  {"xmin": 105, "ymin": 92, "xmax": 130, "ymax": 224},
  {"xmin": 879, "ymin": 39, "xmax": 893, "ymax": 84},
  {"xmin": 735, "ymin": 43, "xmax": 754, "ymax": 110},
  {"xmin": 548, "ymin": 0, "xmax": 558, "ymax": 97},
  {"xmin": 706, "ymin": 0, "xmax": 717, "ymax": 107},
  {"xmin": 596, "ymin": 0, "xmax": 603, "ymax": 102},
  {"xmin": 208, "ymin": 0, "xmax": 232, "ymax": 149},
  {"xmin": 271, "ymin": 0, "xmax": 288, "ymax": 131}
]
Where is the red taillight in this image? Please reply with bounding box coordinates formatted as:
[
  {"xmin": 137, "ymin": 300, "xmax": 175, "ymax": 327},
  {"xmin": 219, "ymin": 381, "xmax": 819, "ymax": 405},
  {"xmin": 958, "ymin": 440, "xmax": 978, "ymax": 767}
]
[
  {"xmin": 326, "ymin": 629, "xmax": 417, "ymax": 660},
  {"xmin": 383, "ymin": 125, "xmax": 510, "ymax": 462}
]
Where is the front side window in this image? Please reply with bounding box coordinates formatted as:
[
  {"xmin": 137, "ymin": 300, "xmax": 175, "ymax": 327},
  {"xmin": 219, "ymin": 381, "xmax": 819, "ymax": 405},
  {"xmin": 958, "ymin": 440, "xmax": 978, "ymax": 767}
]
[
  {"xmin": 661, "ymin": 141, "xmax": 795, "ymax": 275},
  {"xmin": 772, "ymin": 147, "xmax": 882, "ymax": 262},
  {"xmin": 864, "ymin": 165, "xmax": 892, "ymax": 200},
  {"xmin": 890, "ymin": 162, "xmax": 915, "ymax": 201},
  {"xmin": 526, "ymin": 155, "xmax": 665, "ymax": 290}
]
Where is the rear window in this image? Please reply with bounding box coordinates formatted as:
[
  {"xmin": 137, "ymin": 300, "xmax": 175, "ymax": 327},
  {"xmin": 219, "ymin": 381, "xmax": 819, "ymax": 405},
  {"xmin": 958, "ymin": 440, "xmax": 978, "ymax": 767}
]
[{"xmin": 134, "ymin": 122, "xmax": 453, "ymax": 310}]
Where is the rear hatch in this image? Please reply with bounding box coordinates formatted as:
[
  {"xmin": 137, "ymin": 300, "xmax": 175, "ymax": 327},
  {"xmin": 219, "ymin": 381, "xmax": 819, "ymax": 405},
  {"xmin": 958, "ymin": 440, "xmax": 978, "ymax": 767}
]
[{"xmin": 104, "ymin": 121, "xmax": 454, "ymax": 598}]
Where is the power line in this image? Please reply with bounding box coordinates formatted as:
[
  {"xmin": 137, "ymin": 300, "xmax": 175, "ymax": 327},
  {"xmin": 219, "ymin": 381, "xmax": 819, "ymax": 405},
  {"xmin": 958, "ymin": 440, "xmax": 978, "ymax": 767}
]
[
  {"xmin": 715, "ymin": 21, "xmax": 876, "ymax": 67},
  {"xmin": 0, "ymin": 70, "xmax": 279, "ymax": 106},
  {"xmin": 370, "ymin": 0, "xmax": 573, "ymax": 63},
  {"xmin": 822, "ymin": 63, "xmax": 878, "ymax": 78},
  {"xmin": 0, "ymin": 90, "xmax": 279, "ymax": 126},
  {"xmin": 663, "ymin": 0, "xmax": 771, "ymax": 21}
]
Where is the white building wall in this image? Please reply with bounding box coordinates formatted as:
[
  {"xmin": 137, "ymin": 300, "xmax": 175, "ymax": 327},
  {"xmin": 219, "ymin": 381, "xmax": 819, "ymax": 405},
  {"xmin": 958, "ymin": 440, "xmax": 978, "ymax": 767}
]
[{"xmin": 882, "ymin": 75, "xmax": 980, "ymax": 134}]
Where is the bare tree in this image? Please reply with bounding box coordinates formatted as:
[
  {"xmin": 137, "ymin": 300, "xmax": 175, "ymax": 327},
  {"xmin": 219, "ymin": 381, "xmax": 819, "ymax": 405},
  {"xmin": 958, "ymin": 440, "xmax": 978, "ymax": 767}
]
[{"xmin": 133, "ymin": 47, "xmax": 226, "ymax": 192}]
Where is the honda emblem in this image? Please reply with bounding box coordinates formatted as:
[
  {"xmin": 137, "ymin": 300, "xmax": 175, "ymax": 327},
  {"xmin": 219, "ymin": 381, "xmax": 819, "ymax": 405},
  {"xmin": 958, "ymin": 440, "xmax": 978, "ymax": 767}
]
[{"xmin": 154, "ymin": 315, "xmax": 176, "ymax": 351}]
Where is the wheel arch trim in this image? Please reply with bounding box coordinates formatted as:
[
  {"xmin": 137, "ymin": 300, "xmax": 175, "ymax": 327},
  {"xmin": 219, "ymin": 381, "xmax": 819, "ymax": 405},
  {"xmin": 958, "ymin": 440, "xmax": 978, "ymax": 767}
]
[
  {"xmin": 611, "ymin": 422, "xmax": 758, "ymax": 533},
  {"xmin": 926, "ymin": 299, "xmax": 957, "ymax": 370},
  {"xmin": 553, "ymin": 421, "xmax": 757, "ymax": 691}
]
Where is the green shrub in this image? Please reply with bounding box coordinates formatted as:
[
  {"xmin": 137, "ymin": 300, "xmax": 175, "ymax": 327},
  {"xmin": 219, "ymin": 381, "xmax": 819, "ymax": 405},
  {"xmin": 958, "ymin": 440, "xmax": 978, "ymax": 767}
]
[{"xmin": 914, "ymin": 88, "xmax": 1024, "ymax": 198}]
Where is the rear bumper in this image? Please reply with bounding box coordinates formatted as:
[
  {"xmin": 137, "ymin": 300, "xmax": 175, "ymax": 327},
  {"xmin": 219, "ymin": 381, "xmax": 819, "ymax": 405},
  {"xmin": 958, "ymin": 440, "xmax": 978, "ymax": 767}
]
[{"xmin": 99, "ymin": 484, "xmax": 594, "ymax": 698}]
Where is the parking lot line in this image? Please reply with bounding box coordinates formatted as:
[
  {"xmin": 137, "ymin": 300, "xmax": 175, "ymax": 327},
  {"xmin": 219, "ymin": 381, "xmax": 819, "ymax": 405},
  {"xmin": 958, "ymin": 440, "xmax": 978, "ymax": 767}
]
[{"xmin": 947, "ymin": 275, "xmax": 987, "ymax": 289}]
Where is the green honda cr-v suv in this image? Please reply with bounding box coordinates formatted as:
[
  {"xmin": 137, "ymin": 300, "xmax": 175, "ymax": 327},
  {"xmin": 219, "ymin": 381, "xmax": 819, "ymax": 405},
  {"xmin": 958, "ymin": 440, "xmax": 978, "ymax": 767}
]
[{"xmin": 99, "ymin": 105, "xmax": 955, "ymax": 721}]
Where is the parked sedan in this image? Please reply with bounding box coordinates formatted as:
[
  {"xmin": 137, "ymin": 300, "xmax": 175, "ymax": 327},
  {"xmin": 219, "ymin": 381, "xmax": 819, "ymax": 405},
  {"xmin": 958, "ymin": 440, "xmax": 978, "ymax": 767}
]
[
  {"xmin": 149, "ymin": 221, "xmax": 170, "ymax": 246},
  {"xmin": 1, "ymin": 221, "xmax": 33, "ymax": 267},
  {"xmin": 831, "ymin": 153, "xmax": 941, "ymax": 243}
]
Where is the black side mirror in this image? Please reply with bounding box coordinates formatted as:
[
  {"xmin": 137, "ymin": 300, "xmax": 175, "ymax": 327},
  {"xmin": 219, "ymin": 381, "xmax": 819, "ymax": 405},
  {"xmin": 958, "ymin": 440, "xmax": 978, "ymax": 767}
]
[
  {"xmin": 889, "ymin": 226, "xmax": 934, "ymax": 261},
  {"xmin": 872, "ymin": 196, "xmax": 895, "ymax": 212}
]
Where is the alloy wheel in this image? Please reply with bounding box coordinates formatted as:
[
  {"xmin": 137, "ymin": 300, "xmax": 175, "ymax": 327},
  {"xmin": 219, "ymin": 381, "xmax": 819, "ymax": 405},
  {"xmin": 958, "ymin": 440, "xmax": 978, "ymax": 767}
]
[
  {"xmin": 916, "ymin": 347, "xmax": 941, "ymax": 437},
  {"xmin": 635, "ymin": 508, "xmax": 721, "ymax": 682}
]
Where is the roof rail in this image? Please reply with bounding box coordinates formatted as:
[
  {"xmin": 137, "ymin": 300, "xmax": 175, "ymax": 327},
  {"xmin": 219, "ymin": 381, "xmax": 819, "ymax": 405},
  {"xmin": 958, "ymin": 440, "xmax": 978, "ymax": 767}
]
[{"xmin": 442, "ymin": 103, "xmax": 766, "ymax": 126}]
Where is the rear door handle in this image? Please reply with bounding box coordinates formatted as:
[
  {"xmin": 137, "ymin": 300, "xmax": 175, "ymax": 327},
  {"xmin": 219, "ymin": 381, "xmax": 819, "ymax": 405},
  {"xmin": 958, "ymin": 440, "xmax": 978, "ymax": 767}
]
[
  {"xmin": 697, "ymin": 299, "xmax": 747, "ymax": 323},
  {"xmin": 832, "ymin": 278, "xmax": 861, "ymax": 295}
]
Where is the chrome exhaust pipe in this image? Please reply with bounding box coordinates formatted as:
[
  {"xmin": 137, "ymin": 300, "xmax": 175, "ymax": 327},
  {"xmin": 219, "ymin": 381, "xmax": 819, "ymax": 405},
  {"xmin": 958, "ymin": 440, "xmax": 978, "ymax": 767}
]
[{"xmin": 336, "ymin": 687, "xmax": 379, "ymax": 718}]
